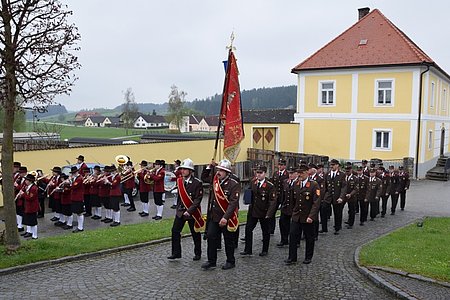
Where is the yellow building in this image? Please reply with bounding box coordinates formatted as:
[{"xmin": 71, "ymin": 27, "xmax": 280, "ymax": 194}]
[{"xmin": 292, "ymin": 8, "xmax": 450, "ymax": 178}]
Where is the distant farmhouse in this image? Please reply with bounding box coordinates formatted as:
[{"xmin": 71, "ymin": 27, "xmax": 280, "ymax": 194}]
[
  {"xmin": 133, "ymin": 114, "xmax": 168, "ymax": 129},
  {"xmin": 84, "ymin": 116, "xmax": 121, "ymax": 127},
  {"xmin": 169, "ymin": 115, "xmax": 202, "ymax": 133},
  {"xmin": 292, "ymin": 7, "xmax": 450, "ymax": 177},
  {"xmin": 73, "ymin": 111, "xmax": 99, "ymax": 126}
]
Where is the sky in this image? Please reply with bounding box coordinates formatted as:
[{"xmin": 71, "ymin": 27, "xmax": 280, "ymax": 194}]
[{"xmin": 57, "ymin": 0, "xmax": 450, "ymax": 111}]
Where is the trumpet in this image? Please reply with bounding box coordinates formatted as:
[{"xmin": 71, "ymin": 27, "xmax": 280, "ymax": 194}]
[
  {"xmin": 49, "ymin": 179, "xmax": 71, "ymax": 196},
  {"xmin": 143, "ymin": 169, "xmax": 156, "ymax": 185},
  {"xmin": 37, "ymin": 174, "xmax": 51, "ymax": 181}
]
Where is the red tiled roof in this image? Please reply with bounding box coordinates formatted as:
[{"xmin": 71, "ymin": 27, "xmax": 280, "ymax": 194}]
[{"xmin": 292, "ymin": 9, "xmax": 434, "ymax": 72}]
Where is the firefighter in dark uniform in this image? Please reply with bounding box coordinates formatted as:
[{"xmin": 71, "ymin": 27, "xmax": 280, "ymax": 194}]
[
  {"xmin": 398, "ymin": 166, "xmax": 410, "ymax": 211},
  {"xmin": 308, "ymin": 163, "xmax": 324, "ymax": 240},
  {"xmin": 389, "ymin": 166, "xmax": 400, "ymax": 215},
  {"xmin": 323, "ymin": 159, "xmax": 347, "ymax": 235},
  {"xmin": 241, "ymin": 165, "xmax": 277, "ymax": 257},
  {"xmin": 378, "ymin": 166, "xmax": 391, "ymax": 217},
  {"xmin": 285, "ymin": 165, "xmax": 321, "ymax": 265},
  {"xmin": 201, "ymin": 159, "xmax": 240, "ymax": 270},
  {"xmin": 366, "ymin": 168, "xmax": 382, "ymax": 220},
  {"xmin": 343, "ymin": 165, "xmax": 358, "ymax": 228},
  {"xmin": 277, "ymin": 166, "xmax": 297, "ymax": 247},
  {"xmin": 168, "ymin": 158, "xmax": 203, "ymax": 261},
  {"xmin": 356, "ymin": 166, "xmax": 369, "ymax": 225},
  {"xmin": 270, "ymin": 158, "xmax": 288, "ymax": 234}
]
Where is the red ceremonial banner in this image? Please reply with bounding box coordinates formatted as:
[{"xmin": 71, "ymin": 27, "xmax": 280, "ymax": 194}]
[{"xmin": 221, "ymin": 50, "xmax": 244, "ymax": 163}]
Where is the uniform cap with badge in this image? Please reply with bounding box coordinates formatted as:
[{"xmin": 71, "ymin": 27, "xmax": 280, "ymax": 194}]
[
  {"xmin": 216, "ymin": 159, "xmax": 232, "ymax": 173},
  {"xmin": 255, "ymin": 165, "xmax": 267, "ymax": 173},
  {"xmin": 179, "ymin": 158, "xmax": 195, "ymax": 171},
  {"xmin": 329, "ymin": 159, "xmax": 340, "ymax": 165}
]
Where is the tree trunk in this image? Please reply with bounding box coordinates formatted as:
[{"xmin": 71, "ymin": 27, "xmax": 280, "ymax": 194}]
[{"xmin": 1, "ymin": 1, "xmax": 20, "ymax": 249}]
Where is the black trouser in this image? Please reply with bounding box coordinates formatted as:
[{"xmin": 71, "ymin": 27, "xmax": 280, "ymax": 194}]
[
  {"xmin": 369, "ymin": 200, "xmax": 379, "ymax": 219},
  {"xmin": 279, "ymin": 212, "xmax": 291, "ymax": 244},
  {"xmin": 38, "ymin": 197, "xmax": 45, "ymax": 216},
  {"xmin": 207, "ymin": 221, "xmax": 236, "ymax": 264},
  {"xmin": 332, "ymin": 202, "xmax": 344, "ymax": 231},
  {"xmin": 84, "ymin": 194, "xmax": 91, "ymax": 215},
  {"xmin": 124, "ymin": 188, "xmax": 135, "ymax": 209},
  {"xmin": 269, "ymin": 195, "xmax": 282, "ymax": 234},
  {"xmin": 319, "ymin": 202, "xmax": 331, "ymax": 232},
  {"xmin": 381, "ymin": 194, "xmax": 389, "ymax": 215},
  {"xmin": 359, "ymin": 199, "xmax": 368, "ymax": 223},
  {"xmin": 288, "ymin": 221, "xmax": 315, "ymax": 262},
  {"xmin": 391, "ymin": 193, "xmax": 399, "ymax": 213},
  {"xmin": 140, "ymin": 191, "xmax": 149, "ymax": 203},
  {"xmin": 244, "ymin": 216, "xmax": 270, "ymax": 253},
  {"xmin": 154, "ymin": 192, "xmax": 163, "ymax": 206},
  {"xmin": 171, "ymin": 215, "xmax": 201, "ymax": 257},
  {"xmin": 400, "ymin": 190, "xmax": 407, "ymax": 209},
  {"xmin": 313, "ymin": 220, "xmax": 319, "ymax": 239},
  {"xmin": 346, "ymin": 201, "xmax": 356, "ymax": 226},
  {"xmin": 355, "ymin": 200, "xmax": 359, "ymax": 213}
]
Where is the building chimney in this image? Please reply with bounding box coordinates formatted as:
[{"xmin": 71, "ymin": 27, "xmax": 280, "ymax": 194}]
[{"xmin": 358, "ymin": 7, "xmax": 370, "ymax": 20}]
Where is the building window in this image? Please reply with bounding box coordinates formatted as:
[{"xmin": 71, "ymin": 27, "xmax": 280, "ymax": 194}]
[
  {"xmin": 428, "ymin": 130, "xmax": 433, "ymax": 150},
  {"xmin": 431, "ymin": 82, "xmax": 435, "ymax": 108},
  {"xmin": 319, "ymin": 81, "xmax": 335, "ymax": 105},
  {"xmin": 375, "ymin": 79, "xmax": 394, "ymax": 106},
  {"xmin": 373, "ymin": 130, "xmax": 392, "ymax": 150},
  {"xmin": 442, "ymin": 88, "xmax": 447, "ymax": 111}
]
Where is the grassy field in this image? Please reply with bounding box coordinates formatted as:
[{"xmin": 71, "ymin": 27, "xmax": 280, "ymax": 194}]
[
  {"xmin": 359, "ymin": 217, "xmax": 450, "ymax": 282},
  {"xmin": 0, "ymin": 211, "xmax": 248, "ymax": 269}
]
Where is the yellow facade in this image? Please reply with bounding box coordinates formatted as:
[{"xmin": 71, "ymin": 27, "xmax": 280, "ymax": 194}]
[
  {"xmin": 358, "ymin": 72, "xmax": 413, "ymax": 114},
  {"xmin": 425, "ymin": 121, "xmax": 436, "ymax": 162},
  {"xmin": 303, "ymin": 119, "xmax": 350, "ymax": 158},
  {"xmin": 304, "ymin": 74, "xmax": 352, "ymax": 113},
  {"xmin": 355, "ymin": 120, "xmax": 410, "ymax": 160}
]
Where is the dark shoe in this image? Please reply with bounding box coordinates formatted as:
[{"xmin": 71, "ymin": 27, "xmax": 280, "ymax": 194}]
[
  {"xmin": 62, "ymin": 225, "xmax": 73, "ymax": 230},
  {"xmin": 401, "ymin": 208, "xmax": 404, "ymax": 211},
  {"xmin": 170, "ymin": 205, "xmax": 177, "ymax": 209},
  {"xmin": 390, "ymin": 212, "xmax": 395, "ymax": 215},
  {"xmin": 37, "ymin": 214, "xmax": 44, "ymax": 219},
  {"xmin": 104, "ymin": 218, "xmax": 113, "ymax": 223},
  {"xmin": 110, "ymin": 222, "xmax": 120, "ymax": 227},
  {"xmin": 100, "ymin": 218, "xmax": 108, "ymax": 222},
  {"xmin": 84, "ymin": 213, "xmax": 92, "ymax": 217},
  {"xmin": 127, "ymin": 207, "xmax": 136, "ymax": 212},
  {"xmin": 240, "ymin": 251, "xmax": 252, "ymax": 256},
  {"xmin": 346, "ymin": 225, "xmax": 353, "ymax": 229},
  {"xmin": 167, "ymin": 255, "xmax": 181, "ymax": 260},
  {"xmin": 22, "ymin": 232, "xmax": 32, "ymax": 238},
  {"xmin": 333, "ymin": 231, "xmax": 339, "ymax": 235},
  {"xmin": 20, "ymin": 231, "xmax": 28, "ymax": 236},
  {"xmin": 140, "ymin": 212, "xmax": 149, "ymax": 217},
  {"xmin": 314, "ymin": 237, "xmax": 318, "ymax": 241},
  {"xmin": 138, "ymin": 211, "xmax": 145, "ymax": 215},
  {"xmin": 370, "ymin": 218, "xmax": 374, "ymax": 221},
  {"xmin": 344, "ymin": 221, "xmax": 349, "ymax": 224},
  {"xmin": 302, "ymin": 259, "xmax": 312, "ymax": 264},
  {"xmin": 121, "ymin": 203, "xmax": 131, "ymax": 207},
  {"xmin": 151, "ymin": 215, "xmax": 157, "ymax": 219},
  {"xmin": 259, "ymin": 251, "xmax": 268, "ymax": 257},
  {"xmin": 18, "ymin": 227, "xmax": 25, "ymax": 232},
  {"xmin": 201, "ymin": 262, "xmax": 216, "ymax": 270},
  {"xmin": 381, "ymin": 214, "xmax": 385, "ymax": 218},
  {"xmin": 221, "ymin": 262, "xmax": 235, "ymax": 270},
  {"xmin": 193, "ymin": 255, "xmax": 201, "ymax": 261},
  {"xmin": 277, "ymin": 242, "xmax": 288, "ymax": 247},
  {"xmin": 91, "ymin": 215, "xmax": 101, "ymax": 220},
  {"xmin": 73, "ymin": 228, "xmax": 84, "ymax": 233},
  {"xmin": 284, "ymin": 259, "xmax": 297, "ymax": 265},
  {"xmin": 319, "ymin": 230, "xmax": 327, "ymax": 233},
  {"xmin": 54, "ymin": 221, "xmax": 66, "ymax": 227},
  {"xmin": 31, "ymin": 237, "xmax": 38, "ymax": 240},
  {"xmin": 50, "ymin": 217, "xmax": 59, "ymax": 222},
  {"xmin": 154, "ymin": 216, "xmax": 162, "ymax": 220},
  {"xmin": 360, "ymin": 222, "xmax": 364, "ymax": 226},
  {"xmin": 240, "ymin": 237, "xmax": 246, "ymax": 241}
]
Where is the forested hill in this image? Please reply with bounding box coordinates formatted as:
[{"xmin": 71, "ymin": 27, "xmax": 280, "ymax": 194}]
[
  {"xmin": 188, "ymin": 85, "xmax": 296, "ymax": 115},
  {"xmin": 25, "ymin": 104, "xmax": 68, "ymax": 119}
]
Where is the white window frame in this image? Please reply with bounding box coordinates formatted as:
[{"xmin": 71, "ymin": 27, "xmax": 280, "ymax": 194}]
[
  {"xmin": 318, "ymin": 80, "xmax": 336, "ymax": 106},
  {"xmin": 430, "ymin": 81, "xmax": 435, "ymax": 108},
  {"xmin": 372, "ymin": 129, "xmax": 392, "ymax": 151},
  {"xmin": 442, "ymin": 88, "xmax": 447, "ymax": 111},
  {"xmin": 428, "ymin": 130, "xmax": 433, "ymax": 150},
  {"xmin": 374, "ymin": 78, "xmax": 395, "ymax": 106}
]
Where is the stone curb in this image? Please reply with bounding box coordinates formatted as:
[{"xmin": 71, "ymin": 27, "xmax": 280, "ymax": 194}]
[
  {"xmin": 353, "ymin": 217, "xmax": 449, "ymax": 300},
  {"xmin": 0, "ymin": 221, "xmax": 248, "ymax": 276}
]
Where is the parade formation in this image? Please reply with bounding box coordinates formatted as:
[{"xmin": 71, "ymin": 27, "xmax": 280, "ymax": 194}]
[{"xmin": 9, "ymin": 153, "xmax": 410, "ymax": 271}]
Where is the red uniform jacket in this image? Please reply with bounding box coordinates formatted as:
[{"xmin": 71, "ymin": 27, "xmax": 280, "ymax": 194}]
[
  {"xmin": 70, "ymin": 175, "xmax": 84, "ymax": 202},
  {"xmin": 60, "ymin": 186, "xmax": 72, "ymax": 205},
  {"xmin": 138, "ymin": 171, "xmax": 152, "ymax": 193},
  {"xmin": 123, "ymin": 170, "xmax": 135, "ymax": 189},
  {"xmin": 107, "ymin": 174, "xmax": 122, "ymax": 197},
  {"xmin": 23, "ymin": 184, "xmax": 39, "ymax": 214},
  {"xmin": 150, "ymin": 168, "xmax": 165, "ymax": 193},
  {"xmin": 79, "ymin": 162, "xmax": 89, "ymax": 177},
  {"xmin": 90, "ymin": 178, "xmax": 100, "ymax": 196}
]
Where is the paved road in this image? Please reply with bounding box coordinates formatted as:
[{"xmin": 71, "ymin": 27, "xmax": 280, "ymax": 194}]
[{"xmin": 1, "ymin": 180, "xmax": 449, "ymax": 299}]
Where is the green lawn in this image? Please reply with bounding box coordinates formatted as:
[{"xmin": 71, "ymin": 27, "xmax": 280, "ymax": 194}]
[
  {"xmin": 0, "ymin": 211, "xmax": 248, "ymax": 269},
  {"xmin": 359, "ymin": 217, "xmax": 450, "ymax": 282}
]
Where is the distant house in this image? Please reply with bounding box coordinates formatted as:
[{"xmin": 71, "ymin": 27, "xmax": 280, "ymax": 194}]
[
  {"xmin": 73, "ymin": 111, "xmax": 99, "ymax": 125},
  {"xmin": 169, "ymin": 115, "xmax": 202, "ymax": 133},
  {"xmin": 133, "ymin": 115, "xmax": 168, "ymax": 129},
  {"xmin": 197, "ymin": 115, "xmax": 219, "ymax": 132},
  {"xmin": 84, "ymin": 116, "xmax": 121, "ymax": 127}
]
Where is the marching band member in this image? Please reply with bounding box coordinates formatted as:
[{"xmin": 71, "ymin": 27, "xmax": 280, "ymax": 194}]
[
  {"xmin": 57, "ymin": 173, "xmax": 72, "ymax": 228},
  {"xmin": 68, "ymin": 166, "xmax": 85, "ymax": 232},
  {"xmin": 36, "ymin": 170, "xmax": 47, "ymax": 218},
  {"xmin": 149, "ymin": 159, "xmax": 165, "ymax": 220},
  {"xmin": 99, "ymin": 166, "xmax": 112, "ymax": 223},
  {"xmin": 76, "ymin": 155, "xmax": 89, "ymax": 176},
  {"xmin": 18, "ymin": 174, "xmax": 40, "ymax": 239},
  {"xmin": 47, "ymin": 167, "xmax": 63, "ymax": 223},
  {"xmin": 105, "ymin": 165, "xmax": 122, "ymax": 226},
  {"xmin": 90, "ymin": 165, "xmax": 102, "ymax": 219},
  {"xmin": 122, "ymin": 161, "xmax": 136, "ymax": 212},
  {"xmin": 138, "ymin": 161, "xmax": 151, "ymax": 217},
  {"xmin": 168, "ymin": 158, "xmax": 203, "ymax": 261},
  {"xmin": 15, "ymin": 166, "xmax": 28, "ymax": 232},
  {"xmin": 83, "ymin": 169, "xmax": 92, "ymax": 217}
]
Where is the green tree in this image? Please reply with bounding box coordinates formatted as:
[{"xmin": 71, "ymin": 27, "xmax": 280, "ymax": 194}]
[
  {"xmin": 121, "ymin": 87, "xmax": 139, "ymax": 135},
  {"xmin": 166, "ymin": 85, "xmax": 188, "ymax": 132},
  {"xmin": 0, "ymin": 0, "xmax": 80, "ymax": 250},
  {"xmin": 0, "ymin": 109, "xmax": 25, "ymax": 132},
  {"xmin": 57, "ymin": 113, "xmax": 66, "ymax": 122}
]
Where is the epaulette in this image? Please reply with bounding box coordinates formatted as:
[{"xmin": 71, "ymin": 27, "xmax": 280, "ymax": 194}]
[
  {"xmin": 265, "ymin": 180, "xmax": 274, "ymax": 187},
  {"xmin": 193, "ymin": 177, "xmax": 202, "ymax": 183},
  {"xmin": 229, "ymin": 178, "xmax": 239, "ymax": 185}
]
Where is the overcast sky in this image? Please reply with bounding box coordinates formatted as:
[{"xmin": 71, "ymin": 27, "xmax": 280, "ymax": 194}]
[{"xmin": 58, "ymin": 0, "xmax": 450, "ymax": 111}]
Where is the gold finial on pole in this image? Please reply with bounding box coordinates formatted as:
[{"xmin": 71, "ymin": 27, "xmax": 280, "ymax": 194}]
[{"xmin": 226, "ymin": 31, "xmax": 236, "ymax": 51}]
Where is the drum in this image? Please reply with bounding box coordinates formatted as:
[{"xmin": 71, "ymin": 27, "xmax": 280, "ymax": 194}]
[{"xmin": 164, "ymin": 171, "xmax": 177, "ymax": 192}]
